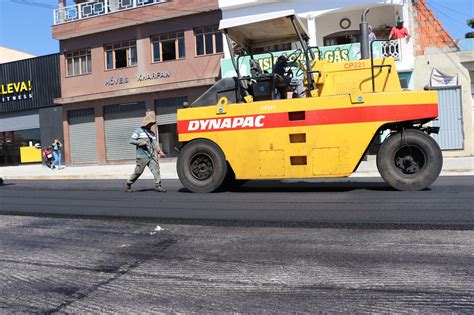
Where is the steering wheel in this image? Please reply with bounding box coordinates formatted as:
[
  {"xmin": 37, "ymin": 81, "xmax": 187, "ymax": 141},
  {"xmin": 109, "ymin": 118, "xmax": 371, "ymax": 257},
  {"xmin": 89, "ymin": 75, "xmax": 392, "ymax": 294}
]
[
  {"xmin": 294, "ymin": 59, "xmax": 306, "ymax": 78},
  {"xmin": 285, "ymin": 49, "xmax": 304, "ymax": 77}
]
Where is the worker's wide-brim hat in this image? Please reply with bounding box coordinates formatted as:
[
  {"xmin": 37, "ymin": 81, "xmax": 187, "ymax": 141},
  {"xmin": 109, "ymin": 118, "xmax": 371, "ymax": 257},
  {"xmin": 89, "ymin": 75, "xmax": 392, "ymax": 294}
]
[{"xmin": 141, "ymin": 114, "xmax": 156, "ymax": 127}]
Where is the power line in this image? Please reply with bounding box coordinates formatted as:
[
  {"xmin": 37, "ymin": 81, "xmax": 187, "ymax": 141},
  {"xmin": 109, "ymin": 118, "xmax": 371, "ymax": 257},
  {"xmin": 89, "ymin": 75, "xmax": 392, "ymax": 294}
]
[
  {"xmin": 8, "ymin": 0, "xmax": 218, "ymax": 29},
  {"xmin": 429, "ymin": 4, "xmax": 469, "ymax": 28},
  {"xmin": 10, "ymin": 0, "xmax": 56, "ymax": 9},
  {"xmin": 427, "ymin": 0, "xmax": 471, "ymax": 17}
]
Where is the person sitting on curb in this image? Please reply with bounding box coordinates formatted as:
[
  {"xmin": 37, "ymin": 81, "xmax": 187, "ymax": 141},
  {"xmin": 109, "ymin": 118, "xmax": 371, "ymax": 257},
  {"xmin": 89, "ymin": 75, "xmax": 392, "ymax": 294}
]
[{"xmin": 124, "ymin": 114, "xmax": 167, "ymax": 193}]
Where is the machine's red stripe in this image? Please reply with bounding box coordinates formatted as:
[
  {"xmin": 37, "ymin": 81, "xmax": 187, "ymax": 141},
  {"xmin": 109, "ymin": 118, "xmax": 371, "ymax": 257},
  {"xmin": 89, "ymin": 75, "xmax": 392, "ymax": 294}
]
[{"xmin": 178, "ymin": 103, "xmax": 438, "ymax": 134}]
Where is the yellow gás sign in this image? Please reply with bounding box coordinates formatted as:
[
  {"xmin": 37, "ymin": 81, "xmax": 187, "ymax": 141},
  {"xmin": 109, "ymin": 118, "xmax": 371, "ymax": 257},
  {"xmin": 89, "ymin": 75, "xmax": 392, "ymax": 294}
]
[{"xmin": 1, "ymin": 80, "xmax": 33, "ymax": 102}]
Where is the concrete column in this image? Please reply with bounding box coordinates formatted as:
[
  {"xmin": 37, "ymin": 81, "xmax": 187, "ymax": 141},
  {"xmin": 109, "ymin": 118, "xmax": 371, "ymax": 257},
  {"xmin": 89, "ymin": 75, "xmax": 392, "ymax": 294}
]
[
  {"xmin": 402, "ymin": 2, "xmax": 415, "ymax": 70},
  {"xmin": 95, "ymin": 105, "xmax": 106, "ymax": 164},
  {"xmin": 307, "ymin": 14, "xmax": 317, "ymax": 47},
  {"xmin": 62, "ymin": 108, "xmax": 71, "ymax": 165},
  {"xmin": 184, "ymin": 29, "xmax": 195, "ymax": 62},
  {"xmin": 223, "ymin": 33, "xmax": 231, "ymax": 59}
]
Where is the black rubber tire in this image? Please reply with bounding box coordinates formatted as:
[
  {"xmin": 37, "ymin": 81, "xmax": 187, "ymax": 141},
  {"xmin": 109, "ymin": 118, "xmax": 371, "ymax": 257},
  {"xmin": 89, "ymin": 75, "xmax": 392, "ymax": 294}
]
[
  {"xmin": 177, "ymin": 139, "xmax": 228, "ymax": 193},
  {"xmin": 377, "ymin": 129, "xmax": 443, "ymax": 191}
]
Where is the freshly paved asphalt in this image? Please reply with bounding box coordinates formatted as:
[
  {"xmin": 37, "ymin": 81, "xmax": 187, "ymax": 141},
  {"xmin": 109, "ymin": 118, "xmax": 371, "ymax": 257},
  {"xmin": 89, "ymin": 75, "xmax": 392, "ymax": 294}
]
[
  {"xmin": 0, "ymin": 215, "xmax": 473, "ymax": 313},
  {"xmin": 0, "ymin": 177, "xmax": 473, "ymax": 226},
  {"xmin": 0, "ymin": 177, "xmax": 473, "ymax": 312}
]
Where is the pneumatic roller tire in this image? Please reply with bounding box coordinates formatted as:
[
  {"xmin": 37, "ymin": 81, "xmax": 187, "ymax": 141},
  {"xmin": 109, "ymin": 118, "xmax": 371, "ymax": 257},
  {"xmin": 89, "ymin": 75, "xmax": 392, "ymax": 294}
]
[
  {"xmin": 376, "ymin": 129, "xmax": 443, "ymax": 191},
  {"xmin": 177, "ymin": 139, "xmax": 228, "ymax": 193}
]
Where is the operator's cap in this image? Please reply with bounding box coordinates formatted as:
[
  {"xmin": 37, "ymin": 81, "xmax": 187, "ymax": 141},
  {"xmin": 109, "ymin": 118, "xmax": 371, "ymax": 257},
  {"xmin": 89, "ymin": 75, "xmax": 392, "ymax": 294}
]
[{"xmin": 141, "ymin": 114, "xmax": 156, "ymax": 127}]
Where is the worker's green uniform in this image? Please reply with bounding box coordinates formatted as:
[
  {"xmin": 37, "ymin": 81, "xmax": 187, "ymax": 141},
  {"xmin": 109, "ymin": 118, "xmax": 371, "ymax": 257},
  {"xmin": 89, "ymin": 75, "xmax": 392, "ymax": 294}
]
[{"xmin": 125, "ymin": 115, "xmax": 165, "ymax": 192}]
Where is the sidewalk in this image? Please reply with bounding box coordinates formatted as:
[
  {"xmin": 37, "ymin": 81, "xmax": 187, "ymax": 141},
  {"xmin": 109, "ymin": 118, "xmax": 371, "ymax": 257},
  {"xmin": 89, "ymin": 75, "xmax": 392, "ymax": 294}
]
[{"xmin": 1, "ymin": 157, "xmax": 473, "ymax": 180}]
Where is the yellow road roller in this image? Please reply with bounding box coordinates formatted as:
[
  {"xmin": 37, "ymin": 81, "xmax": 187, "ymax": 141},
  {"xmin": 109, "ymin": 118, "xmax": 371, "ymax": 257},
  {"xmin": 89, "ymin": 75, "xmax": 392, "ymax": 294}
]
[{"xmin": 176, "ymin": 11, "xmax": 442, "ymax": 192}]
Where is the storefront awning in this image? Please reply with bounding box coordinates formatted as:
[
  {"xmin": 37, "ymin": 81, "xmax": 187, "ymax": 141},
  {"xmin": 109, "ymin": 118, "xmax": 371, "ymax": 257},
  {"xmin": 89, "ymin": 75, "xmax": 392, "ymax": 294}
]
[{"xmin": 0, "ymin": 110, "xmax": 39, "ymax": 132}]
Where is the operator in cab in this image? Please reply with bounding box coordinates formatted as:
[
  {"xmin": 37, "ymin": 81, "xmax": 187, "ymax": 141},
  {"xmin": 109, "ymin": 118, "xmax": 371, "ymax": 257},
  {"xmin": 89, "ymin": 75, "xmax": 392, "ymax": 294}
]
[{"xmin": 272, "ymin": 54, "xmax": 306, "ymax": 99}]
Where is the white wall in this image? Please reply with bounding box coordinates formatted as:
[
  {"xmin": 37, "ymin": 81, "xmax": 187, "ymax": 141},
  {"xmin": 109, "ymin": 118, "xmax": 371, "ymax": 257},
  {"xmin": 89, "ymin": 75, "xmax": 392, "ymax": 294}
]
[
  {"xmin": 414, "ymin": 53, "xmax": 474, "ymax": 156},
  {"xmin": 219, "ymin": 0, "xmax": 404, "ymax": 17},
  {"xmin": 0, "ymin": 47, "xmax": 35, "ymax": 64},
  {"xmin": 313, "ymin": 5, "xmax": 397, "ymax": 45}
]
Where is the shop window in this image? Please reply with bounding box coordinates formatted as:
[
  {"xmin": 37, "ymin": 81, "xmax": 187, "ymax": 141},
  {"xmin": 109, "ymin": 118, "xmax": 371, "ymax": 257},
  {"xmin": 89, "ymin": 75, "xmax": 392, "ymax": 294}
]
[
  {"xmin": 194, "ymin": 26, "xmax": 223, "ymax": 56},
  {"xmin": 0, "ymin": 129, "xmax": 40, "ymax": 166},
  {"xmin": 324, "ymin": 31, "xmax": 360, "ymax": 46},
  {"xmin": 105, "ymin": 41, "xmax": 137, "ymax": 70},
  {"xmin": 152, "ymin": 32, "xmax": 185, "ymax": 62},
  {"xmin": 66, "ymin": 49, "xmax": 91, "ymax": 77}
]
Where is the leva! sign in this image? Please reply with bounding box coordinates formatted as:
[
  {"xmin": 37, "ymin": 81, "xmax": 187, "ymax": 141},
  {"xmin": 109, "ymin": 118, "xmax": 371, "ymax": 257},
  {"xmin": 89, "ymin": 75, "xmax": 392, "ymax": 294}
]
[{"xmin": 1, "ymin": 80, "xmax": 33, "ymax": 102}]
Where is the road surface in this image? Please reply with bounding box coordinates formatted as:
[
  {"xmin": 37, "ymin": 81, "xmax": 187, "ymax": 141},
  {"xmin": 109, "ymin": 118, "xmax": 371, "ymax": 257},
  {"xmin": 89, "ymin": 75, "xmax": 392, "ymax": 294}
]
[{"xmin": 0, "ymin": 177, "xmax": 473, "ymax": 226}]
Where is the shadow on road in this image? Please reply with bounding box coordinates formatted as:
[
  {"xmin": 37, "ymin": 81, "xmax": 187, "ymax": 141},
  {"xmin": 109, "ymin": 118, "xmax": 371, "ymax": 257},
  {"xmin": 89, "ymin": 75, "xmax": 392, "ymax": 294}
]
[
  {"xmin": 178, "ymin": 180, "xmax": 401, "ymax": 193},
  {"xmin": 0, "ymin": 183, "xmax": 16, "ymax": 187}
]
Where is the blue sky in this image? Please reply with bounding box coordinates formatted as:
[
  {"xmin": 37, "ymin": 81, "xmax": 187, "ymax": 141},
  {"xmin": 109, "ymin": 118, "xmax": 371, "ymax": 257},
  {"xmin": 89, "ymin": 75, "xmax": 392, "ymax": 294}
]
[{"xmin": 0, "ymin": 0, "xmax": 472, "ymax": 56}]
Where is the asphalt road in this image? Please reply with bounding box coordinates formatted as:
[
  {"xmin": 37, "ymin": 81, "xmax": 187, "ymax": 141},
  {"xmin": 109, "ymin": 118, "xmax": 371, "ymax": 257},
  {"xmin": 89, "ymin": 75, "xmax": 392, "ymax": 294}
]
[
  {"xmin": 0, "ymin": 215, "xmax": 473, "ymax": 313},
  {"xmin": 0, "ymin": 177, "xmax": 473, "ymax": 226},
  {"xmin": 1, "ymin": 178, "xmax": 473, "ymax": 312}
]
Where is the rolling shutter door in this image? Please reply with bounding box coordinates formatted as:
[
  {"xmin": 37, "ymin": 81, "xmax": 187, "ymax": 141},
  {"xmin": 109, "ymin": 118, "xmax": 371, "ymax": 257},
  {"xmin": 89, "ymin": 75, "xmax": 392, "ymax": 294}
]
[
  {"xmin": 431, "ymin": 87, "xmax": 464, "ymax": 150},
  {"xmin": 155, "ymin": 96, "xmax": 187, "ymax": 125},
  {"xmin": 68, "ymin": 108, "xmax": 97, "ymax": 164},
  {"xmin": 104, "ymin": 102, "xmax": 146, "ymax": 161}
]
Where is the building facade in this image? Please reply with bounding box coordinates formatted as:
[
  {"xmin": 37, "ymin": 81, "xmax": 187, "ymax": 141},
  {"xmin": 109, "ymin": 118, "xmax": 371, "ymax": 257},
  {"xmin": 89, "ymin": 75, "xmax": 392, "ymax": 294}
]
[
  {"xmin": 411, "ymin": 1, "xmax": 473, "ymax": 156},
  {"xmin": 0, "ymin": 54, "xmax": 62, "ymax": 166},
  {"xmin": 219, "ymin": 0, "xmax": 473, "ymax": 156},
  {"xmin": 0, "ymin": 47, "xmax": 35, "ymax": 64},
  {"xmin": 52, "ymin": 0, "xmax": 222, "ymax": 165}
]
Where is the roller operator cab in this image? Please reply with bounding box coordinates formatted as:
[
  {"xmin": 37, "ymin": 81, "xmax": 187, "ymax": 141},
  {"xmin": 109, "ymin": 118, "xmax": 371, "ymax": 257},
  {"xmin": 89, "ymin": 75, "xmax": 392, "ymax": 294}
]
[{"xmin": 176, "ymin": 10, "xmax": 443, "ymax": 192}]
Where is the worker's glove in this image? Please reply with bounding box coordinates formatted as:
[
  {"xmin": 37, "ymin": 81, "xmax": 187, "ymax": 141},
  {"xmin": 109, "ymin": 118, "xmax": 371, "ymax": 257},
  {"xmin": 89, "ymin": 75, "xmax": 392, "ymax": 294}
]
[{"xmin": 138, "ymin": 140, "xmax": 148, "ymax": 147}]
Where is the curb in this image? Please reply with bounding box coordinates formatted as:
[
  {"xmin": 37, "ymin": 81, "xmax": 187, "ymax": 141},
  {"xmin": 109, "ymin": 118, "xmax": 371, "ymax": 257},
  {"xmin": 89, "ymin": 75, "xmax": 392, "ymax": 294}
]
[
  {"xmin": 2, "ymin": 171, "xmax": 473, "ymax": 180},
  {"xmin": 1, "ymin": 174, "xmax": 179, "ymax": 180}
]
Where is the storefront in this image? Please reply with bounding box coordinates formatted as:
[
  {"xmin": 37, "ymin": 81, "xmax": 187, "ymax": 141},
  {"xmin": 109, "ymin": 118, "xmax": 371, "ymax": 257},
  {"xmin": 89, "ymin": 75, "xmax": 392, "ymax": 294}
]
[
  {"xmin": 53, "ymin": 8, "xmax": 223, "ymax": 165},
  {"xmin": 0, "ymin": 54, "xmax": 62, "ymax": 166},
  {"xmin": 61, "ymin": 87, "xmax": 208, "ymax": 165}
]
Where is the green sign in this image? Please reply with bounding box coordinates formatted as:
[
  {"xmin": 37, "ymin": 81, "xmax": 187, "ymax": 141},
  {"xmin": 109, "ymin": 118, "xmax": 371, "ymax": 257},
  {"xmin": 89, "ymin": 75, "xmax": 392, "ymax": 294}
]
[{"xmin": 221, "ymin": 42, "xmax": 383, "ymax": 78}]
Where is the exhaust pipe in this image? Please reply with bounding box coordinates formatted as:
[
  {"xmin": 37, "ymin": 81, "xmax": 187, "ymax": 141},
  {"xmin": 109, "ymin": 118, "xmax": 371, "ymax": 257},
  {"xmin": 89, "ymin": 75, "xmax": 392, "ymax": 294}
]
[{"xmin": 360, "ymin": 8, "xmax": 370, "ymax": 60}]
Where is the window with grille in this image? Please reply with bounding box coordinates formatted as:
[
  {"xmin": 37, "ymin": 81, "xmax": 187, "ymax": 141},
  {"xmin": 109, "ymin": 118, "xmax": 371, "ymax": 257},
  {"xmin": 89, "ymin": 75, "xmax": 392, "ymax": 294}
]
[
  {"xmin": 151, "ymin": 32, "xmax": 185, "ymax": 62},
  {"xmin": 66, "ymin": 49, "xmax": 92, "ymax": 77},
  {"xmin": 105, "ymin": 40, "xmax": 137, "ymax": 70},
  {"xmin": 194, "ymin": 26, "xmax": 223, "ymax": 56}
]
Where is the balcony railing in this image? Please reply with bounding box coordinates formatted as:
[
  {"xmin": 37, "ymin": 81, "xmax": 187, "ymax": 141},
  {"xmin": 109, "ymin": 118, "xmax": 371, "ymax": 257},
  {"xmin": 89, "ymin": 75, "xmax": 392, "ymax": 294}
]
[
  {"xmin": 381, "ymin": 39, "xmax": 414, "ymax": 71},
  {"xmin": 53, "ymin": 0, "xmax": 168, "ymax": 25}
]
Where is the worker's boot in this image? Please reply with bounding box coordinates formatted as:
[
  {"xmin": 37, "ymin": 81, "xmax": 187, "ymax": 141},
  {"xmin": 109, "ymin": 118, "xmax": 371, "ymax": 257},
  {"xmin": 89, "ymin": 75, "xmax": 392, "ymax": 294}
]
[
  {"xmin": 155, "ymin": 185, "xmax": 167, "ymax": 193},
  {"xmin": 124, "ymin": 182, "xmax": 132, "ymax": 192}
]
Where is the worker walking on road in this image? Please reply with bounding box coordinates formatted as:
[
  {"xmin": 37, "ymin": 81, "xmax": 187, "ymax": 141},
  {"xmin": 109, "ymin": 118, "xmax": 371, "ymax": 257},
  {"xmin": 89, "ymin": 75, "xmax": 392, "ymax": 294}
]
[{"xmin": 124, "ymin": 114, "xmax": 167, "ymax": 192}]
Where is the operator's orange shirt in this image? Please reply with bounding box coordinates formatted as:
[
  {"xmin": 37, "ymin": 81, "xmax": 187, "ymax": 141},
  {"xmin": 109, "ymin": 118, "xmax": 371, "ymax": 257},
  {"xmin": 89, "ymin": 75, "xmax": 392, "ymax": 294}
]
[{"xmin": 389, "ymin": 26, "xmax": 409, "ymax": 39}]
